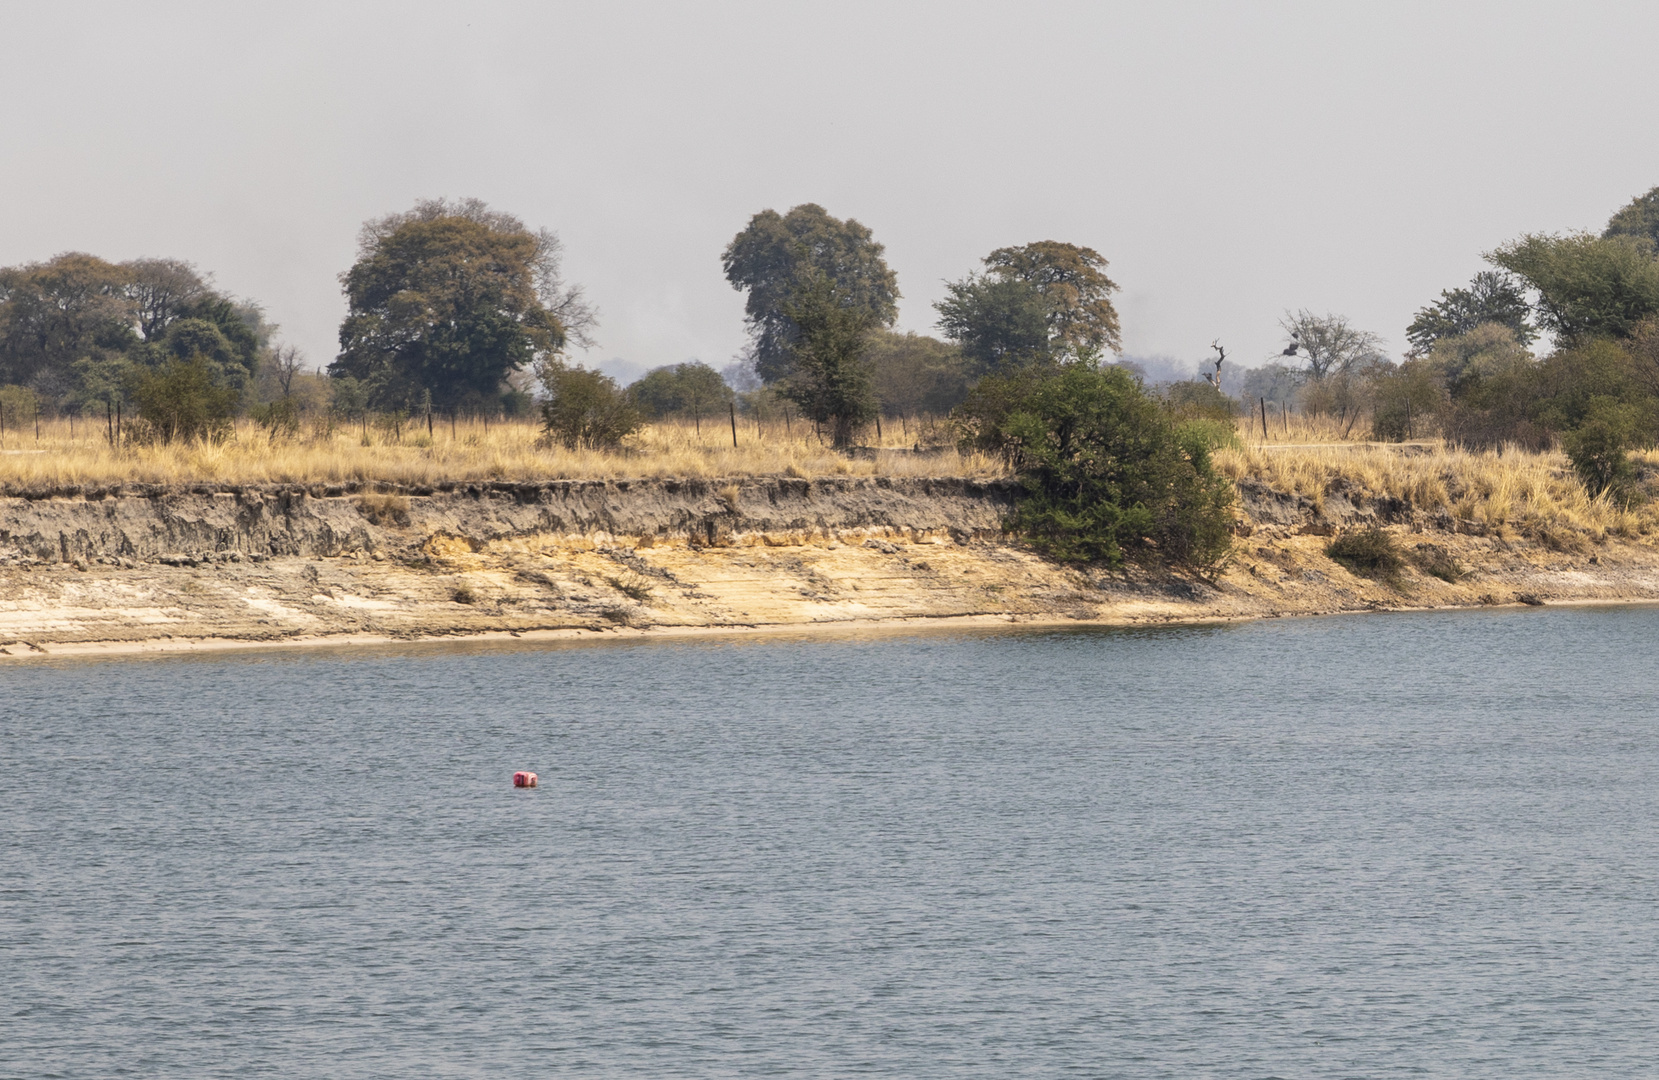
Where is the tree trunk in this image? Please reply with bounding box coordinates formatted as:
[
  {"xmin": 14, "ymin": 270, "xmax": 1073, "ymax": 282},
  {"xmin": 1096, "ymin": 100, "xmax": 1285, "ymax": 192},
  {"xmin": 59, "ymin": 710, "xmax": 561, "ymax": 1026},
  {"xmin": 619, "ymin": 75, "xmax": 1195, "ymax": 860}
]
[{"xmin": 831, "ymin": 413, "xmax": 856, "ymax": 450}]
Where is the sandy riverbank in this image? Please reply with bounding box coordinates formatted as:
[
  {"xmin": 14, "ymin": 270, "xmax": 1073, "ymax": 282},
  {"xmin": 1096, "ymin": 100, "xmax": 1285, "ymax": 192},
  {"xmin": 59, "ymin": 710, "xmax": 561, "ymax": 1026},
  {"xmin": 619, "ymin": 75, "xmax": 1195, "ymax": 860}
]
[{"xmin": 4, "ymin": 474, "xmax": 1658, "ymax": 661}]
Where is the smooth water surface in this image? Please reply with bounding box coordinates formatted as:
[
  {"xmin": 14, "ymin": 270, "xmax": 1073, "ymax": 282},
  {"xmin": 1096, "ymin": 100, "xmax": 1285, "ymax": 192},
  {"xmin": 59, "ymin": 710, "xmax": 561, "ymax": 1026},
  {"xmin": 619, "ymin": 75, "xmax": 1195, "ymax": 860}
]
[{"xmin": 5, "ymin": 608, "xmax": 1659, "ymax": 1077}]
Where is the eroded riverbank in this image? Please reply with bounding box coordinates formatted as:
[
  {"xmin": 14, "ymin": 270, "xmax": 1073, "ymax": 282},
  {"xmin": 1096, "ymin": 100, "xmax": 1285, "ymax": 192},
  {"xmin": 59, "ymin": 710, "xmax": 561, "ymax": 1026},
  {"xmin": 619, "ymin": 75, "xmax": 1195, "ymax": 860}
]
[{"xmin": 3, "ymin": 475, "xmax": 1657, "ymax": 658}]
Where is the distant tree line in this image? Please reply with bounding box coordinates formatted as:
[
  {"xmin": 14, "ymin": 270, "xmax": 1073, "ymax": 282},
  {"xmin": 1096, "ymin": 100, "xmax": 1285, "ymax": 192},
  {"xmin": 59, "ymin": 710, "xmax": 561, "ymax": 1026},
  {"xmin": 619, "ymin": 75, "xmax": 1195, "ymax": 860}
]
[
  {"xmin": 17, "ymin": 182, "xmax": 1658, "ymax": 565},
  {"xmin": 0, "ymin": 254, "xmax": 274, "ymax": 441},
  {"xmin": 1229, "ymin": 183, "xmax": 1659, "ymax": 500}
]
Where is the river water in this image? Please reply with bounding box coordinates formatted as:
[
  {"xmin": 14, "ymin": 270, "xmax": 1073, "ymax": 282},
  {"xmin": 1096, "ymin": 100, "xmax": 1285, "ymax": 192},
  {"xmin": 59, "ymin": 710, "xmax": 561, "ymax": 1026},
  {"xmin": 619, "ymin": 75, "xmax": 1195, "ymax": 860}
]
[{"xmin": 4, "ymin": 608, "xmax": 1659, "ymax": 1077}]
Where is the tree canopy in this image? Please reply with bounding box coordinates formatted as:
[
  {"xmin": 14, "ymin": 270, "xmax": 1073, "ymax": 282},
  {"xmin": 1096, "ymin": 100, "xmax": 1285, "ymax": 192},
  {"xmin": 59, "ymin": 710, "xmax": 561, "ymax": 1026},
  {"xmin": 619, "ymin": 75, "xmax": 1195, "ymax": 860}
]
[
  {"xmin": 934, "ymin": 274, "xmax": 1052, "ymax": 373},
  {"xmin": 332, "ymin": 198, "xmax": 592, "ymax": 411},
  {"xmin": 626, "ymin": 361, "xmax": 733, "ymax": 421},
  {"xmin": 865, "ymin": 330, "xmax": 972, "ymax": 416},
  {"xmin": 0, "ymin": 253, "xmax": 134, "ymax": 393},
  {"xmin": 1605, "ymin": 185, "xmax": 1659, "ymax": 250},
  {"xmin": 776, "ymin": 269, "xmax": 880, "ymax": 449},
  {"xmin": 1279, "ymin": 310, "xmax": 1387, "ymax": 380},
  {"xmin": 1486, "ymin": 232, "xmax": 1659, "ymax": 345},
  {"xmin": 721, "ymin": 203, "xmax": 898, "ymax": 384},
  {"xmin": 935, "ymin": 241, "xmax": 1121, "ymax": 373},
  {"xmin": 1406, "ymin": 270, "xmax": 1534, "ymax": 355},
  {"xmin": 0, "ymin": 252, "xmax": 270, "ymax": 406},
  {"xmin": 955, "ymin": 364, "xmax": 1233, "ymax": 571}
]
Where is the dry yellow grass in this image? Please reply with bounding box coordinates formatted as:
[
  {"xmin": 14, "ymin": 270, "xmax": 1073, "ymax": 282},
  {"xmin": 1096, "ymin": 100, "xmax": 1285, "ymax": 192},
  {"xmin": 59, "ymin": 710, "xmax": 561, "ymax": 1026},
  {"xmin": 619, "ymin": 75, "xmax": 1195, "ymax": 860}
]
[
  {"xmin": 0, "ymin": 414, "xmax": 1005, "ymax": 491},
  {"xmin": 8, "ymin": 407, "xmax": 1655, "ymax": 547},
  {"xmin": 1218, "ymin": 414, "xmax": 1659, "ymax": 544}
]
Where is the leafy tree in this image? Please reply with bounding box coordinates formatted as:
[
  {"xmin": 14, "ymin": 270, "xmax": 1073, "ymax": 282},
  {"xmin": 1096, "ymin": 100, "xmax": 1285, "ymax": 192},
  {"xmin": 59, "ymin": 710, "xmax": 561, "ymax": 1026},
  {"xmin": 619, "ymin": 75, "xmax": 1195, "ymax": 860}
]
[
  {"xmin": 936, "ymin": 241, "xmax": 1121, "ymax": 372},
  {"xmin": 123, "ymin": 258, "xmax": 211, "ymax": 342},
  {"xmin": 982, "ymin": 241, "xmax": 1121, "ymax": 359},
  {"xmin": 1370, "ymin": 360, "xmax": 1445, "ymax": 442},
  {"xmin": 539, "ymin": 363, "xmax": 641, "ymax": 449},
  {"xmin": 722, "ymin": 203, "xmax": 898, "ymax": 384},
  {"xmin": 1406, "ymin": 270, "xmax": 1534, "ymax": 355},
  {"xmin": 775, "ymin": 270, "xmax": 881, "ymax": 449},
  {"xmin": 626, "ymin": 361, "xmax": 734, "ymax": 425},
  {"xmin": 1605, "ymin": 185, "xmax": 1659, "ymax": 250},
  {"xmin": 1279, "ymin": 310, "xmax": 1387, "ymax": 381},
  {"xmin": 955, "ymin": 365, "xmax": 1234, "ymax": 572},
  {"xmin": 333, "ymin": 198, "xmax": 588, "ymax": 411},
  {"xmin": 1236, "ymin": 361, "xmax": 1301, "ymax": 410},
  {"xmin": 0, "ymin": 253, "xmax": 136, "ymax": 392},
  {"xmin": 1487, "ymin": 232, "xmax": 1659, "ymax": 344},
  {"xmin": 137, "ymin": 293, "xmax": 267, "ymax": 394},
  {"xmin": 865, "ymin": 330, "xmax": 973, "ymax": 416},
  {"xmin": 1562, "ymin": 398, "xmax": 1642, "ymax": 502},
  {"xmin": 934, "ymin": 274, "xmax": 1053, "ymax": 373},
  {"xmin": 1422, "ymin": 322, "xmax": 1533, "ymax": 398}
]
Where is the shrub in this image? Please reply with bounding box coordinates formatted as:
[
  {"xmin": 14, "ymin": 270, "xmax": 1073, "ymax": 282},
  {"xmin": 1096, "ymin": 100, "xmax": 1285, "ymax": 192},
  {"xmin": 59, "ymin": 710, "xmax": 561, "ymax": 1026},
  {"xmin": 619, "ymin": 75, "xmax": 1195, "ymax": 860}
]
[
  {"xmin": 1326, "ymin": 526, "xmax": 1407, "ymax": 580},
  {"xmin": 627, "ymin": 361, "xmax": 733, "ymax": 421},
  {"xmin": 956, "ymin": 364, "xmax": 1235, "ymax": 572},
  {"xmin": 127, "ymin": 355, "xmax": 239, "ymax": 444},
  {"xmin": 358, "ymin": 492, "xmax": 410, "ymax": 526},
  {"xmin": 250, "ymin": 397, "xmax": 301, "ymax": 441},
  {"xmin": 1561, "ymin": 398, "xmax": 1642, "ymax": 503},
  {"xmin": 0, "ymin": 384, "xmax": 39, "ymax": 432},
  {"xmin": 539, "ymin": 364, "xmax": 641, "ymax": 449},
  {"xmin": 1410, "ymin": 543, "xmax": 1465, "ymax": 583},
  {"xmin": 1163, "ymin": 379, "xmax": 1237, "ymax": 422}
]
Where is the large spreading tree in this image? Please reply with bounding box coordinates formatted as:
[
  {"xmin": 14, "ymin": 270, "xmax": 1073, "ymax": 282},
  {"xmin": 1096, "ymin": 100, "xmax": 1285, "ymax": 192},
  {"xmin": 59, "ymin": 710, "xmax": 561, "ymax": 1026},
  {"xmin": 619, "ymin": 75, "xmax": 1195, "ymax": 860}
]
[
  {"xmin": 332, "ymin": 198, "xmax": 594, "ymax": 411},
  {"xmin": 722, "ymin": 203, "xmax": 898, "ymax": 384}
]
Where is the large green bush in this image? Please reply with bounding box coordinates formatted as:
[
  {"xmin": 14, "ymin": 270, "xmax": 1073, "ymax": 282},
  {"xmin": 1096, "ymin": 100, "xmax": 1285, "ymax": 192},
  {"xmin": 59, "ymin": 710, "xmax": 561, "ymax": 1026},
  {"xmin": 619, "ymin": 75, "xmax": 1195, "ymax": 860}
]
[
  {"xmin": 626, "ymin": 361, "xmax": 733, "ymax": 421},
  {"xmin": 127, "ymin": 355, "xmax": 239, "ymax": 443},
  {"xmin": 538, "ymin": 363, "xmax": 640, "ymax": 449},
  {"xmin": 956, "ymin": 365, "xmax": 1234, "ymax": 571}
]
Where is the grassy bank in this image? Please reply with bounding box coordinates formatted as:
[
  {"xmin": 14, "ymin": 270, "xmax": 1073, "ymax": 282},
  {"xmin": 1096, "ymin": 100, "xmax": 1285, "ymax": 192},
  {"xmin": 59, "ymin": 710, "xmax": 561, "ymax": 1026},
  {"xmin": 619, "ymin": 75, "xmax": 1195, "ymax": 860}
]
[
  {"xmin": 1213, "ymin": 414, "xmax": 1659, "ymax": 546},
  {"xmin": 7, "ymin": 409, "xmax": 1659, "ymax": 554},
  {"xmin": 0, "ymin": 414, "xmax": 1003, "ymax": 491}
]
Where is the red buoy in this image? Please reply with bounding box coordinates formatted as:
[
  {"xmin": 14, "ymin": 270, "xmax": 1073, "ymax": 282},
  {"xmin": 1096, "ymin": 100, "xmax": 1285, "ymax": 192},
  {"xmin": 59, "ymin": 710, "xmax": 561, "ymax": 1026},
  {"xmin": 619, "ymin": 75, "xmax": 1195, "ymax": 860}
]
[{"xmin": 513, "ymin": 771, "xmax": 538, "ymax": 788}]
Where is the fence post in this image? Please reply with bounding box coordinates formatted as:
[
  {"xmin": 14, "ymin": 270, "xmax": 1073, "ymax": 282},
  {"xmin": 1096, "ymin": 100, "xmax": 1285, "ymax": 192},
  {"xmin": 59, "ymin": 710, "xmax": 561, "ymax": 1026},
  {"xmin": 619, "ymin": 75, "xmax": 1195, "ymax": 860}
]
[
  {"xmin": 729, "ymin": 402, "xmax": 738, "ymax": 448},
  {"xmin": 1260, "ymin": 397, "xmax": 1268, "ymax": 440}
]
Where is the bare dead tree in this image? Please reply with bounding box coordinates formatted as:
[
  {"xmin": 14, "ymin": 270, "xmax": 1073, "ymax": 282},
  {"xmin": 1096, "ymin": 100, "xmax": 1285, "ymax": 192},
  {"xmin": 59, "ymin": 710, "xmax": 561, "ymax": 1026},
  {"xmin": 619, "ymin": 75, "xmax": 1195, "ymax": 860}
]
[
  {"xmin": 271, "ymin": 343, "xmax": 306, "ymax": 398},
  {"xmin": 1201, "ymin": 340, "xmax": 1226, "ymax": 394}
]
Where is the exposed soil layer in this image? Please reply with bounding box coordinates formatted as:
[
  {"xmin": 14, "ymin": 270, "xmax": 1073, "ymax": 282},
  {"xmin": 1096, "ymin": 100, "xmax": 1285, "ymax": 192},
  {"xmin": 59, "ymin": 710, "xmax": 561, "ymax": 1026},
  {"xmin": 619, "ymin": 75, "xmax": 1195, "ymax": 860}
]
[{"xmin": 3, "ymin": 476, "xmax": 1655, "ymax": 658}]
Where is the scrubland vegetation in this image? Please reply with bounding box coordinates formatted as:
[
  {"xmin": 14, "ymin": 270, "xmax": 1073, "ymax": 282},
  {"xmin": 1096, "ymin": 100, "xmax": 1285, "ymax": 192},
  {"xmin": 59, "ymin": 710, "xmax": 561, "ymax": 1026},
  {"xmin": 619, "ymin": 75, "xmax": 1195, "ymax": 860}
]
[{"xmin": 7, "ymin": 184, "xmax": 1659, "ymax": 576}]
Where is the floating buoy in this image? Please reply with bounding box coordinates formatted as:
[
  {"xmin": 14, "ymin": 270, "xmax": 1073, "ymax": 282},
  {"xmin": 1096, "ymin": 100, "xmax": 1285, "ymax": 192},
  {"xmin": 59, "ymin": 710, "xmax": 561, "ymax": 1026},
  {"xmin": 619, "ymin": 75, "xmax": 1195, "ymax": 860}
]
[{"xmin": 512, "ymin": 771, "xmax": 538, "ymax": 788}]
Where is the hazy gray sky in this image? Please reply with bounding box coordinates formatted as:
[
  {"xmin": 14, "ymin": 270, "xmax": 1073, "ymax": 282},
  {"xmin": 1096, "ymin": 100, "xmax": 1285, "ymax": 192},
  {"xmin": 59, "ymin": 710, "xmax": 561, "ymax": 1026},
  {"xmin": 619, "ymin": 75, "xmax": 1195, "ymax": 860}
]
[{"xmin": 4, "ymin": 1, "xmax": 1657, "ymax": 383}]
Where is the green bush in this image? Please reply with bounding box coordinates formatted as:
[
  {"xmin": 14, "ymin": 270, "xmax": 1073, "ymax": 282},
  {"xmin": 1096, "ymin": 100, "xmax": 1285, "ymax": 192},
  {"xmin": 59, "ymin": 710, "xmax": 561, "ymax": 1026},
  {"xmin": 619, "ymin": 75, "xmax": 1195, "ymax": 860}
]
[
  {"xmin": 127, "ymin": 355, "xmax": 239, "ymax": 443},
  {"xmin": 1561, "ymin": 400, "xmax": 1641, "ymax": 502},
  {"xmin": 1326, "ymin": 526, "xmax": 1407, "ymax": 581},
  {"xmin": 539, "ymin": 363, "xmax": 641, "ymax": 449},
  {"xmin": 627, "ymin": 361, "xmax": 734, "ymax": 421},
  {"xmin": 1163, "ymin": 379, "xmax": 1237, "ymax": 422},
  {"xmin": 1410, "ymin": 543, "xmax": 1466, "ymax": 583},
  {"xmin": 956, "ymin": 365, "xmax": 1235, "ymax": 572}
]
